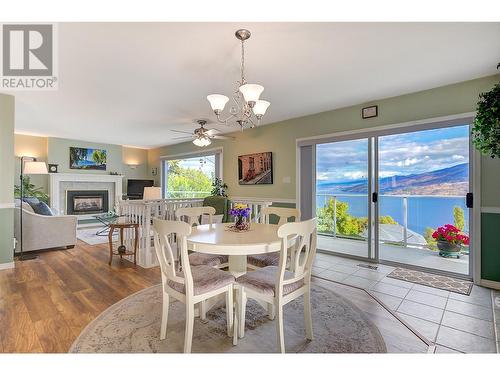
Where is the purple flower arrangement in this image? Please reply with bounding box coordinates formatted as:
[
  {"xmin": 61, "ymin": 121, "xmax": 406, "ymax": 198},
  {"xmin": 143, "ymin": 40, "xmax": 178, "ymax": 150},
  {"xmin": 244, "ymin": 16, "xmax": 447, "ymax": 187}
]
[{"xmin": 228, "ymin": 203, "xmax": 251, "ymax": 231}]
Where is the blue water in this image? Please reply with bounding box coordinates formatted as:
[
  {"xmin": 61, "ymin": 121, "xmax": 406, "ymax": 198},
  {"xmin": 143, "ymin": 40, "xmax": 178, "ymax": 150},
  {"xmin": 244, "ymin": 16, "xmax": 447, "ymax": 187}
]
[{"xmin": 316, "ymin": 194, "xmax": 469, "ymax": 235}]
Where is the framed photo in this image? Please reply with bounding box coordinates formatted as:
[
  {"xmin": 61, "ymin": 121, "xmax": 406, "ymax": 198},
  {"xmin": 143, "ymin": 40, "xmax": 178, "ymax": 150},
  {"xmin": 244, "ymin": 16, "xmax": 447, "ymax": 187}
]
[
  {"xmin": 70, "ymin": 147, "xmax": 107, "ymax": 170},
  {"xmin": 238, "ymin": 152, "xmax": 273, "ymax": 185},
  {"xmin": 362, "ymin": 105, "xmax": 378, "ymax": 119}
]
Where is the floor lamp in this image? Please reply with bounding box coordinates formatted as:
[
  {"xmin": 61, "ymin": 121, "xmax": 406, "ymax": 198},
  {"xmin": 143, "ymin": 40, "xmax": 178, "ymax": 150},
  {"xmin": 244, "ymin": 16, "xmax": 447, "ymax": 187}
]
[{"xmin": 18, "ymin": 158, "xmax": 49, "ymax": 261}]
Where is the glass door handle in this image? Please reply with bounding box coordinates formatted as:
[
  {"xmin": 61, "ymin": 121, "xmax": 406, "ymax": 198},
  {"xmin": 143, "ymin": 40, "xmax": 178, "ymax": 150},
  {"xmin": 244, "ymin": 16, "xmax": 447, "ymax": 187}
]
[
  {"xmin": 372, "ymin": 192, "xmax": 378, "ymax": 203},
  {"xmin": 466, "ymin": 193, "xmax": 473, "ymax": 208}
]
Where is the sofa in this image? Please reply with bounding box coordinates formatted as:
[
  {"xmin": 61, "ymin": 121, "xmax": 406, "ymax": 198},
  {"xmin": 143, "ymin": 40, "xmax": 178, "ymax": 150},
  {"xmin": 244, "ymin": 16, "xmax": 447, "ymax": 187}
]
[{"xmin": 14, "ymin": 200, "xmax": 78, "ymax": 253}]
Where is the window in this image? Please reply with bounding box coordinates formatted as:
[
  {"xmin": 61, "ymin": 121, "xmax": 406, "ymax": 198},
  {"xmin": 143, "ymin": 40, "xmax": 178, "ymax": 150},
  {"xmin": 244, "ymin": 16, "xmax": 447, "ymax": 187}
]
[{"xmin": 161, "ymin": 150, "xmax": 221, "ymax": 198}]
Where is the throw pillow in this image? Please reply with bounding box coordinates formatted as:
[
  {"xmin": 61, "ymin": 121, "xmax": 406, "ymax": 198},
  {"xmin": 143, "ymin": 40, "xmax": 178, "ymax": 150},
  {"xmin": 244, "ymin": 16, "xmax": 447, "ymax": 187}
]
[{"xmin": 27, "ymin": 201, "xmax": 54, "ymax": 216}]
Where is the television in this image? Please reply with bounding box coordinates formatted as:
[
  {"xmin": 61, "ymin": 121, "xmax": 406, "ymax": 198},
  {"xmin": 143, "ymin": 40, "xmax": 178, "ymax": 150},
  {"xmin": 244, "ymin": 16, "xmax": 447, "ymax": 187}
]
[{"xmin": 127, "ymin": 179, "xmax": 155, "ymax": 199}]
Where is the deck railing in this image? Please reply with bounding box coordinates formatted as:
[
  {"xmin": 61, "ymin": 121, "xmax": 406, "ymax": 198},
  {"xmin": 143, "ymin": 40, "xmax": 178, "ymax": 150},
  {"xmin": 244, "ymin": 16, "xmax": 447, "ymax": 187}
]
[{"xmin": 316, "ymin": 193, "xmax": 465, "ymax": 248}]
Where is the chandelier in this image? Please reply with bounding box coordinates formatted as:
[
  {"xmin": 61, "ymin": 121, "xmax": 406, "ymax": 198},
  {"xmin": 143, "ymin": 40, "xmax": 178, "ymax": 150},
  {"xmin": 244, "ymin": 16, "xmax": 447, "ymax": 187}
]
[{"xmin": 206, "ymin": 29, "xmax": 270, "ymax": 129}]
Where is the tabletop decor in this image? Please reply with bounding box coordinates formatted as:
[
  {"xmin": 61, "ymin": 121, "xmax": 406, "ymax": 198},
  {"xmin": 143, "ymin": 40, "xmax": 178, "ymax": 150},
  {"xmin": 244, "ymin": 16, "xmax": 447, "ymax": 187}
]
[
  {"xmin": 228, "ymin": 203, "xmax": 251, "ymax": 231},
  {"xmin": 432, "ymin": 224, "xmax": 469, "ymax": 258}
]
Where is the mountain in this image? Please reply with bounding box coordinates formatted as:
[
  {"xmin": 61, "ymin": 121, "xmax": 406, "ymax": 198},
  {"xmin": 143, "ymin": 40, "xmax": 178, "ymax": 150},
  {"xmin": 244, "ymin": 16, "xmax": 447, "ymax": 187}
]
[{"xmin": 317, "ymin": 163, "xmax": 468, "ymax": 195}]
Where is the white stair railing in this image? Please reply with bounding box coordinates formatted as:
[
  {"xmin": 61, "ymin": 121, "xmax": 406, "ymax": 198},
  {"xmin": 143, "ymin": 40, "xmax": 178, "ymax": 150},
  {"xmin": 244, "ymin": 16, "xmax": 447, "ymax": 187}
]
[
  {"xmin": 228, "ymin": 198, "xmax": 272, "ymax": 223},
  {"xmin": 117, "ymin": 198, "xmax": 203, "ymax": 267},
  {"xmin": 118, "ymin": 197, "xmax": 274, "ymax": 267}
]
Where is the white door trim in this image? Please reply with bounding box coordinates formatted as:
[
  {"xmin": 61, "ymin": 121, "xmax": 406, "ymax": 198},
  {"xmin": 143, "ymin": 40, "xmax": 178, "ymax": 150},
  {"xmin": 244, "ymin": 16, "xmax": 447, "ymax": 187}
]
[
  {"xmin": 481, "ymin": 206, "xmax": 500, "ymax": 214},
  {"xmin": 296, "ymin": 112, "xmax": 476, "ymax": 144},
  {"xmin": 472, "ymin": 146, "xmax": 481, "ymax": 284},
  {"xmin": 159, "ymin": 147, "xmax": 223, "ymax": 161}
]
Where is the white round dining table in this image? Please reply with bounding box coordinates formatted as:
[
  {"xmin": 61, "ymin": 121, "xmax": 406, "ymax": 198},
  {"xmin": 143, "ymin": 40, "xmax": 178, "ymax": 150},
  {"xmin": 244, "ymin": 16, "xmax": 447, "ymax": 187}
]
[{"xmin": 187, "ymin": 222, "xmax": 281, "ymax": 277}]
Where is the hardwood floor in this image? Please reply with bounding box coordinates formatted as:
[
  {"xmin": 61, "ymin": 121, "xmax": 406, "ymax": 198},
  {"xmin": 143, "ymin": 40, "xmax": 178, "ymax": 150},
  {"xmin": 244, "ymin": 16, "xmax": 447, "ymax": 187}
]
[
  {"xmin": 0, "ymin": 241, "xmax": 160, "ymax": 353},
  {"xmin": 0, "ymin": 240, "xmax": 428, "ymax": 353}
]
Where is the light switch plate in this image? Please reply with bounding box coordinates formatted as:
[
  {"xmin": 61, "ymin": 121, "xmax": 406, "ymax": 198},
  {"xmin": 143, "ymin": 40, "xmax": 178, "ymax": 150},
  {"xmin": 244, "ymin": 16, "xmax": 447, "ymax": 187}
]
[{"xmin": 282, "ymin": 176, "xmax": 291, "ymax": 183}]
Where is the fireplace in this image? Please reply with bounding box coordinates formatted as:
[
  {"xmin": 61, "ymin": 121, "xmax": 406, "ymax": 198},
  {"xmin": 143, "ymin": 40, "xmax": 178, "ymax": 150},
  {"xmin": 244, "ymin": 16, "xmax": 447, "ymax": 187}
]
[{"xmin": 66, "ymin": 190, "xmax": 109, "ymax": 215}]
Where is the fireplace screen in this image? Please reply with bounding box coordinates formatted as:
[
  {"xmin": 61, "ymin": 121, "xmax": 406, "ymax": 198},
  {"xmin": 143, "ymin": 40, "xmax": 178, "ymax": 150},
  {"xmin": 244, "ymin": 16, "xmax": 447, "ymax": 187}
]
[
  {"xmin": 66, "ymin": 190, "xmax": 109, "ymax": 215},
  {"xmin": 73, "ymin": 196, "xmax": 103, "ymax": 213}
]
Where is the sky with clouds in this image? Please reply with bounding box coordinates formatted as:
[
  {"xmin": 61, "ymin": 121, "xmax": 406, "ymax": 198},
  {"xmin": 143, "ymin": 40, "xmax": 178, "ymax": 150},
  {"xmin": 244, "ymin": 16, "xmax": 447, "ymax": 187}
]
[{"xmin": 316, "ymin": 124, "xmax": 469, "ymax": 183}]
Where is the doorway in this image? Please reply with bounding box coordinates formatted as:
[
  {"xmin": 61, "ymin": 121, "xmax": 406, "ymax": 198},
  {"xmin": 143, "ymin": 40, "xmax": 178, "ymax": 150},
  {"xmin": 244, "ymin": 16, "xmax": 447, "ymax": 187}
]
[{"xmin": 309, "ymin": 121, "xmax": 473, "ymax": 278}]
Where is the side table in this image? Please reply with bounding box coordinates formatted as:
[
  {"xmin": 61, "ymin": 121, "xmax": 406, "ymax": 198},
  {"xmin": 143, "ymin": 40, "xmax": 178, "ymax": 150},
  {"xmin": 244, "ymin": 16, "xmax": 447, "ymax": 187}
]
[{"xmin": 108, "ymin": 221, "xmax": 139, "ymax": 265}]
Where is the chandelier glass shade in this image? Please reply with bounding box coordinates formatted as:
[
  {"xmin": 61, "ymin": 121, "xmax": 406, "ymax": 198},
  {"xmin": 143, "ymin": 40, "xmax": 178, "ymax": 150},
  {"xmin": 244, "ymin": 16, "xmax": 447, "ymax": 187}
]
[
  {"xmin": 206, "ymin": 29, "xmax": 270, "ymax": 129},
  {"xmin": 238, "ymin": 84, "xmax": 264, "ymax": 105},
  {"xmin": 252, "ymin": 100, "xmax": 271, "ymax": 118},
  {"xmin": 207, "ymin": 94, "xmax": 230, "ymax": 112}
]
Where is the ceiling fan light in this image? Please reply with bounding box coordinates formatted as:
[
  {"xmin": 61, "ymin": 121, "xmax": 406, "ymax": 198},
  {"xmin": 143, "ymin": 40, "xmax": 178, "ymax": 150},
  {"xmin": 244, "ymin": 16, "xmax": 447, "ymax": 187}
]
[
  {"xmin": 207, "ymin": 94, "xmax": 229, "ymax": 112},
  {"xmin": 253, "ymin": 100, "xmax": 270, "ymax": 116},
  {"xmin": 193, "ymin": 137, "xmax": 204, "ymax": 147},
  {"xmin": 193, "ymin": 136, "xmax": 212, "ymax": 147},
  {"xmin": 239, "ymin": 84, "xmax": 264, "ymax": 104}
]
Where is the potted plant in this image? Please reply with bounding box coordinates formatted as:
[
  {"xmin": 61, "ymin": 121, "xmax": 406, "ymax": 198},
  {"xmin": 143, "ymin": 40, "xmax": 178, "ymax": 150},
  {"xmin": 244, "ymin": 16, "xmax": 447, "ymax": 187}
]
[
  {"xmin": 211, "ymin": 178, "xmax": 228, "ymax": 197},
  {"xmin": 471, "ymin": 81, "xmax": 500, "ymax": 158},
  {"xmin": 14, "ymin": 176, "xmax": 49, "ymax": 204},
  {"xmin": 203, "ymin": 178, "xmax": 229, "ymax": 221},
  {"xmin": 432, "ymin": 224, "xmax": 469, "ymax": 258}
]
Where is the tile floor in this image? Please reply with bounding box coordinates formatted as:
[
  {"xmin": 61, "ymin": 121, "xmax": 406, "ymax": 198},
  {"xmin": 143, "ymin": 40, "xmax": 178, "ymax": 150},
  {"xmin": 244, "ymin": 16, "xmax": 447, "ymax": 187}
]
[{"xmin": 312, "ymin": 251, "xmax": 499, "ymax": 353}]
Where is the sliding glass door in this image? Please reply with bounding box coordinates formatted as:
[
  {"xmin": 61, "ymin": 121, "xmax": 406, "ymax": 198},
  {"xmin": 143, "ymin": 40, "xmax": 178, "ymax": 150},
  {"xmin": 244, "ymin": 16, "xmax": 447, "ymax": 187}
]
[
  {"xmin": 309, "ymin": 120, "xmax": 473, "ymax": 278},
  {"xmin": 315, "ymin": 138, "xmax": 372, "ymax": 259},
  {"xmin": 377, "ymin": 125, "xmax": 471, "ymax": 276}
]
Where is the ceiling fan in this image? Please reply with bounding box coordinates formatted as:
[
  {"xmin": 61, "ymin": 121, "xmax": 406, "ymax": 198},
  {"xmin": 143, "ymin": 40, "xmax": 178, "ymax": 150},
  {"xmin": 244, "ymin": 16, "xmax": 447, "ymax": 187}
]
[{"xmin": 170, "ymin": 120, "xmax": 234, "ymax": 147}]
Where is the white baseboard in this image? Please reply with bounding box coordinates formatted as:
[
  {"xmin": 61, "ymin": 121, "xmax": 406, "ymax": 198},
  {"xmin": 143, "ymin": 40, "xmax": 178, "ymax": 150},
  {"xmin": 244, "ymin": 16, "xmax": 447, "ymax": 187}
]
[
  {"xmin": 0, "ymin": 262, "xmax": 15, "ymax": 270},
  {"xmin": 480, "ymin": 279, "xmax": 500, "ymax": 290}
]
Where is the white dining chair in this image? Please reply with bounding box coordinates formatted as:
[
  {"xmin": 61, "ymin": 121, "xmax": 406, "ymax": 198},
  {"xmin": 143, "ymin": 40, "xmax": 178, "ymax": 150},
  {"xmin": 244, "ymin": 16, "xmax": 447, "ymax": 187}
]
[
  {"xmin": 247, "ymin": 207, "xmax": 301, "ymax": 270},
  {"xmin": 175, "ymin": 206, "xmax": 229, "ymax": 268},
  {"xmin": 152, "ymin": 218, "xmax": 235, "ymax": 353},
  {"xmin": 233, "ymin": 217, "xmax": 317, "ymax": 353},
  {"xmin": 175, "ymin": 206, "xmax": 230, "ymax": 320}
]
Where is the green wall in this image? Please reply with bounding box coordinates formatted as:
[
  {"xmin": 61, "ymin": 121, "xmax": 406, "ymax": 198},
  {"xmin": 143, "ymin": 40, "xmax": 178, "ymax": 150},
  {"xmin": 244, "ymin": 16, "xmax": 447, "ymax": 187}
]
[
  {"xmin": 481, "ymin": 213, "xmax": 500, "ymax": 282},
  {"xmin": 0, "ymin": 94, "xmax": 15, "ymax": 265},
  {"xmin": 149, "ymin": 74, "xmax": 500, "ymax": 282},
  {"xmin": 14, "ymin": 136, "xmax": 151, "ymax": 195},
  {"xmin": 48, "ymin": 137, "xmax": 124, "ymax": 174},
  {"xmin": 149, "ymin": 74, "xmax": 500, "ymax": 205}
]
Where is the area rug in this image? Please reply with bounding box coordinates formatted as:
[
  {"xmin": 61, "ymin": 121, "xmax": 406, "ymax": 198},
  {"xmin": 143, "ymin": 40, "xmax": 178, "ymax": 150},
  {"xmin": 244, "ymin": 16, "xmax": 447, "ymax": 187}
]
[
  {"xmin": 77, "ymin": 228, "xmax": 117, "ymax": 245},
  {"xmin": 69, "ymin": 284, "xmax": 387, "ymax": 353},
  {"xmin": 387, "ymin": 268, "xmax": 472, "ymax": 295}
]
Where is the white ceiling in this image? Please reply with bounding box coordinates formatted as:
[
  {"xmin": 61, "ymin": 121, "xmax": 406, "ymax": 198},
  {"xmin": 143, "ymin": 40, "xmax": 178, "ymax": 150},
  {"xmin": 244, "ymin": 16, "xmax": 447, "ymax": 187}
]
[{"xmin": 8, "ymin": 22, "xmax": 500, "ymax": 148}]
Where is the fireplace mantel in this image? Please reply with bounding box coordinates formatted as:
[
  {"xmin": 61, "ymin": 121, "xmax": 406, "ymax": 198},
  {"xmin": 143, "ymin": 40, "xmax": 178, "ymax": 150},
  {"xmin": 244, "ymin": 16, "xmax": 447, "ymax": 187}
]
[{"xmin": 49, "ymin": 173, "xmax": 123, "ymax": 217}]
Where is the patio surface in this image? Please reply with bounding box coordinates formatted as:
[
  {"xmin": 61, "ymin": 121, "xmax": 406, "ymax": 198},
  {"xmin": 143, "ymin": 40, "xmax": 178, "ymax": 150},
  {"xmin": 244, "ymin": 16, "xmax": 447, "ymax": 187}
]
[{"xmin": 317, "ymin": 235, "xmax": 469, "ymax": 275}]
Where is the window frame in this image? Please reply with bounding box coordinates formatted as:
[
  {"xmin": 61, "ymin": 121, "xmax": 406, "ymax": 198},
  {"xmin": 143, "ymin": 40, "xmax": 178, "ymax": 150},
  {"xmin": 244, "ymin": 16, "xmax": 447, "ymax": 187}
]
[{"xmin": 160, "ymin": 147, "xmax": 223, "ymax": 199}]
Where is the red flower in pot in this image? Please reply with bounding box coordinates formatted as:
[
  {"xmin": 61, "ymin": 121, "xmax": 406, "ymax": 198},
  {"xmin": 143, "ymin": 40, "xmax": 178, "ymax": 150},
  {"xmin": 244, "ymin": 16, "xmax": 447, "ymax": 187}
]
[{"xmin": 432, "ymin": 224, "xmax": 469, "ymax": 258}]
